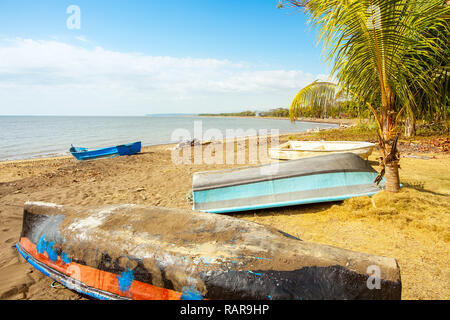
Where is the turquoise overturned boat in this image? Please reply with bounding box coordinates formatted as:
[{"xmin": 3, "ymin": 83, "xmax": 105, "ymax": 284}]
[{"xmin": 192, "ymin": 153, "xmax": 383, "ymax": 213}]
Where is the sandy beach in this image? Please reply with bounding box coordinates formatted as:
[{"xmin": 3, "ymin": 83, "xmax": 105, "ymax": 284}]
[{"xmin": 0, "ymin": 128, "xmax": 449, "ymax": 300}]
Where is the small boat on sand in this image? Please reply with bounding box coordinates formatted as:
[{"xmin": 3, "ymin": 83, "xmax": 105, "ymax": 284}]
[
  {"xmin": 269, "ymin": 140, "xmax": 376, "ymax": 160},
  {"xmin": 193, "ymin": 153, "xmax": 384, "ymax": 214},
  {"xmin": 16, "ymin": 202, "xmax": 401, "ymax": 300},
  {"xmin": 69, "ymin": 141, "xmax": 141, "ymax": 160}
]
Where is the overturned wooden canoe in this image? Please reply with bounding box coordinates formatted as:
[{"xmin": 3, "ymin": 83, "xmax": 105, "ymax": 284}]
[
  {"xmin": 16, "ymin": 202, "xmax": 401, "ymax": 300},
  {"xmin": 193, "ymin": 153, "xmax": 383, "ymax": 213},
  {"xmin": 269, "ymin": 140, "xmax": 376, "ymax": 160}
]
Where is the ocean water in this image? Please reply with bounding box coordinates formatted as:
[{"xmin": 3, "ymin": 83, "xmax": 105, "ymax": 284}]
[{"xmin": 0, "ymin": 116, "xmax": 337, "ymax": 161}]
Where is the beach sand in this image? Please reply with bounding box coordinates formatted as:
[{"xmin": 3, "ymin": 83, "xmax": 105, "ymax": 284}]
[{"xmin": 0, "ymin": 132, "xmax": 449, "ymax": 300}]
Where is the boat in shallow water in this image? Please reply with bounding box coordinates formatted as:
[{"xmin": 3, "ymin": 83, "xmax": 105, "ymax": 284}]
[
  {"xmin": 69, "ymin": 141, "xmax": 141, "ymax": 160},
  {"xmin": 269, "ymin": 140, "xmax": 376, "ymax": 160},
  {"xmin": 16, "ymin": 202, "xmax": 401, "ymax": 300},
  {"xmin": 193, "ymin": 153, "xmax": 384, "ymax": 214}
]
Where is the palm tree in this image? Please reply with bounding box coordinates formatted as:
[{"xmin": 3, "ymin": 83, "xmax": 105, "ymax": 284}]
[{"xmin": 280, "ymin": 0, "xmax": 449, "ymax": 192}]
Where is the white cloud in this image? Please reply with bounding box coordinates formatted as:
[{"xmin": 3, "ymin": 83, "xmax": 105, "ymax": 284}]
[
  {"xmin": 0, "ymin": 38, "xmax": 327, "ymax": 115},
  {"xmin": 75, "ymin": 35, "xmax": 88, "ymax": 42}
]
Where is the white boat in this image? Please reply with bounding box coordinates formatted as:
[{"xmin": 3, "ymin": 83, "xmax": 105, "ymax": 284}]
[{"xmin": 269, "ymin": 140, "xmax": 376, "ymax": 160}]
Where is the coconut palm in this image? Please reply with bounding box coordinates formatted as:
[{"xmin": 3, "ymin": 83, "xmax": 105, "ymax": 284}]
[{"xmin": 280, "ymin": 0, "xmax": 450, "ymax": 192}]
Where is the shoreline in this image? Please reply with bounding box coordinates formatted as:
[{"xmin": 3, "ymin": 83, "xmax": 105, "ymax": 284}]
[{"xmin": 0, "ymin": 121, "xmax": 347, "ymax": 164}]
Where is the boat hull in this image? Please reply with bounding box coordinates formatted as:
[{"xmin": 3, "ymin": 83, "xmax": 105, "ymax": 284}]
[
  {"xmin": 69, "ymin": 141, "xmax": 141, "ymax": 160},
  {"xmin": 17, "ymin": 202, "xmax": 401, "ymax": 300},
  {"xmin": 193, "ymin": 153, "xmax": 383, "ymax": 213},
  {"xmin": 269, "ymin": 141, "xmax": 375, "ymax": 160},
  {"xmin": 117, "ymin": 141, "xmax": 142, "ymax": 156}
]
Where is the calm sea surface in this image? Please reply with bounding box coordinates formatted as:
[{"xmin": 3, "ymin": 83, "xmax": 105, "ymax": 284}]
[{"xmin": 0, "ymin": 116, "xmax": 337, "ymax": 161}]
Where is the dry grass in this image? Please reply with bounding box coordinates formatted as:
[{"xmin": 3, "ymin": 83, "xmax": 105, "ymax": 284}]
[{"xmin": 284, "ymin": 121, "xmax": 379, "ymax": 143}]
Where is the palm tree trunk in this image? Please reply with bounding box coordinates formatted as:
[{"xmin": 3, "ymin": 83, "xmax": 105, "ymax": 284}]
[
  {"xmin": 384, "ymin": 161, "xmax": 400, "ymax": 192},
  {"xmin": 375, "ymin": 125, "xmax": 401, "ymax": 193}
]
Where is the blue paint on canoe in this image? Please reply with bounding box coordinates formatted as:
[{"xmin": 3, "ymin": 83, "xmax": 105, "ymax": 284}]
[
  {"xmin": 46, "ymin": 241, "xmax": 59, "ymax": 263},
  {"xmin": 36, "ymin": 236, "xmax": 61, "ymax": 263},
  {"xmin": 36, "ymin": 235, "xmax": 71, "ymax": 264},
  {"xmin": 180, "ymin": 286, "xmax": 204, "ymax": 300},
  {"xmin": 70, "ymin": 141, "xmax": 141, "ymax": 161},
  {"xmin": 194, "ymin": 171, "xmax": 378, "ymax": 204},
  {"xmin": 61, "ymin": 252, "xmax": 71, "ymax": 265},
  {"xmin": 248, "ymin": 271, "xmax": 262, "ymax": 276},
  {"xmin": 36, "ymin": 235, "xmax": 47, "ymax": 254},
  {"xmin": 117, "ymin": 268, "xmax": 134, "ymax": 293}
]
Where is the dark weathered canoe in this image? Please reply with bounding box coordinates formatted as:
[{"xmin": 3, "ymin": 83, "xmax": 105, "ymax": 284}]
[
  {"xmin": 193, "ymin": 153, "xmax": 384, "ymax": 213},
  {"xmin": 69, "ymin": 141, "xmax": 141, "ymax": 161},
  {"xmin": 16, "ymin": 202, "xmax": 401, "ymax": 300}
]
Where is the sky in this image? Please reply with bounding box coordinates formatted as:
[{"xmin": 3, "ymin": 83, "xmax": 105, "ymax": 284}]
[{"xmin": 0, "ymin": 0, "xmax": 331, "ymax": 115}]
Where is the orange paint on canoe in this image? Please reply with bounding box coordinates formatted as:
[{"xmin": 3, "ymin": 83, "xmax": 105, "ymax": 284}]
[{"xmin": 19, "ymin": 237, "xmax": 183, "ymax": 300}]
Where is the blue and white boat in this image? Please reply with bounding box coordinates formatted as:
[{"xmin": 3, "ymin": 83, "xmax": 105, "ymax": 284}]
[
  {"xmin": 192, "ymin": 153, "xmax": 384, "ymax": 213},
  {"xmin": 69, "ymin": 141, "xmax": 141, "ymax": 161}
]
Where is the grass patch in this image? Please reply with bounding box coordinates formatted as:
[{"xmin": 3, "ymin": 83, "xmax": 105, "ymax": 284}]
[
  {"xmin": 335, "ymin": 189, "xmax": 450, "ymax": 241},
  {"xmin": 284, "ymin": 121, "xmax": 379, "ymax": 143}
]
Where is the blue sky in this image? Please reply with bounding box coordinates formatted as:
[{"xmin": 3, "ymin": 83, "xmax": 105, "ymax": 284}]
[{"xmin": 0, "ymin": 0, "xmax": 331, "ymax": 115}]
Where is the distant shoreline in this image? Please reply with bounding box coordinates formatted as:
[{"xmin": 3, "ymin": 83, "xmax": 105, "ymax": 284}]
[{"xmin": 197, "ymin": 115, "xmax": 356, "ymax": 126}]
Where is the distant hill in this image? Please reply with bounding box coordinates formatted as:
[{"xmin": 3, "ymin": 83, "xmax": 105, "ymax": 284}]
[
  {"xmin": 198, "ymin": 111, "xmax": 256, "ymax": 117},
  {"xmin": 199, "ymin": 108, "xmax": 290, "ymax": 118},
  {"xmin": 145, "ymin": 113, "xmax": 198, "ymax": 117},
  {"xmin": 258, "ymin": 108, "xmax": 290, "ymax": 118}
]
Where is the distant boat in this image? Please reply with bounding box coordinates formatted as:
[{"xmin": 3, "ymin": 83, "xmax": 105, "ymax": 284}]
[
  {"xmin": 16, "ymin": 202, "xmax": 401, "ymax": 300},
  {"xmin": 193, "ymin": 153, "xmax": 383, "ymax": 213},
  {"xmin": 269, "ymin": 140, "xmax": 376, "ymax": 160},
  {"xmin": 69, "ymin": 141, "xmax": 141, "ymax": 160}
]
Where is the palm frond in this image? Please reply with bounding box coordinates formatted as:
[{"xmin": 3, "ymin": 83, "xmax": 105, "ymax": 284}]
[{"xmin": 289, "ymin": 81, "xmax": 341, "ymax": 121}]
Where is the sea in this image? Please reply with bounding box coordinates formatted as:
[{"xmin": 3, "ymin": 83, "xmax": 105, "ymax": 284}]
[{"xmin": 0, "ymin": 115, "xmax": 338, "ymax": 161}]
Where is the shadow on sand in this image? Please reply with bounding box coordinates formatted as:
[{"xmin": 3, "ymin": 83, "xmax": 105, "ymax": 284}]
[{"xmin": 402, "ymin": 181, "xmax": 448, "ymax": 197}]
